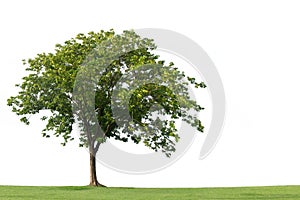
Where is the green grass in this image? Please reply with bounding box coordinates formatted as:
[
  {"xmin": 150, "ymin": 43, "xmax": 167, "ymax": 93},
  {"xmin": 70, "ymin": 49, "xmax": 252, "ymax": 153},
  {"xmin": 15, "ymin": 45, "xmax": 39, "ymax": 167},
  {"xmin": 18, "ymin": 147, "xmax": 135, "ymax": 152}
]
[{"xmin": 0, "ymin": 185, "xmax": 300, "ymax": 199}]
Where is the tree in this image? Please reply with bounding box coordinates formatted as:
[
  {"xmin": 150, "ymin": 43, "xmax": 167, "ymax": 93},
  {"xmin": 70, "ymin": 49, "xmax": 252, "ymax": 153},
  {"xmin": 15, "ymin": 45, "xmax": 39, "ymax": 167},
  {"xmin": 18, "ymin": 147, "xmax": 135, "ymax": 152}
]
[{"xmin": 7, "ymin": 29, "xmax": 206, "ymax": 186}]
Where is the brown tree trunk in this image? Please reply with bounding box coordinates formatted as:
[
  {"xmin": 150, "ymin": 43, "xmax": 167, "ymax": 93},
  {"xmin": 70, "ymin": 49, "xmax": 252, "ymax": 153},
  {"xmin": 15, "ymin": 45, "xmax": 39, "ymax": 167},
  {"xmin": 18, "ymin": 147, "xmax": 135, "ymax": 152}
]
[{"xmin": 89, "ymin": 152, "xmax": 106, "ymax": 187}]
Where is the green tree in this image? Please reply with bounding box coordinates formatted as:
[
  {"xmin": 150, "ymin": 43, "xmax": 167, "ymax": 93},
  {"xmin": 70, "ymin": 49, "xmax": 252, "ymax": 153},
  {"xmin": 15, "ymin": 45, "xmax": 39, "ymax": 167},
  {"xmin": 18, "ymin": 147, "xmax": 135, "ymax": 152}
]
[{"xmin": 7, "ymin": 29, "xmax": 206, "ymax": 186}]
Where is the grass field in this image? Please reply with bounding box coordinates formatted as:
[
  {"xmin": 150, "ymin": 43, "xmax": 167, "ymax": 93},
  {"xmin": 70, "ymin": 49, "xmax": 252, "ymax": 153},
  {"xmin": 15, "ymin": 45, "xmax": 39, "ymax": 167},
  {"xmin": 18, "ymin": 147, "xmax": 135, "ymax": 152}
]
[{"xmin": 0, "ymin": 185, "xmax": 300, "ymax": 199}]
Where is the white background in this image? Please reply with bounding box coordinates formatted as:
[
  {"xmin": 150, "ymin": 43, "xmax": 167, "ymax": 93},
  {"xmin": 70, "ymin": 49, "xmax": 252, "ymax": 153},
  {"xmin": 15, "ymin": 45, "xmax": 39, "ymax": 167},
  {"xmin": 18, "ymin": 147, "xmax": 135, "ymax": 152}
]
[{"xmin": 1, "ymin": 0, "xmax": 300, "ymax": 187}]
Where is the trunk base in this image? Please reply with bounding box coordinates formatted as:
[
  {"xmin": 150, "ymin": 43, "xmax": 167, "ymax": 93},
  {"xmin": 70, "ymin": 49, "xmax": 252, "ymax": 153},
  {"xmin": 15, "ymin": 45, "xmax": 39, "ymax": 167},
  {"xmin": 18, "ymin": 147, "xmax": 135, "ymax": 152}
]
[
  {"xmin": 88, "ymin": 179, "xmax": 106, "ymax": 187},
  {"xmin": 89, "ymin": 181, "xmax": 106, "ymax": 187}
]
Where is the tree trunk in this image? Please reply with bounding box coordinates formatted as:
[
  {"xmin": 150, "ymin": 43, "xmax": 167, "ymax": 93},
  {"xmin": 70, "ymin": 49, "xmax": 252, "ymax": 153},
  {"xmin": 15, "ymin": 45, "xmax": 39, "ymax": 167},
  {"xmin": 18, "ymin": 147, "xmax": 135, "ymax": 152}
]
[{"xmin": 89, "ymin": 152, "xmax": 106, "ymax": 187}]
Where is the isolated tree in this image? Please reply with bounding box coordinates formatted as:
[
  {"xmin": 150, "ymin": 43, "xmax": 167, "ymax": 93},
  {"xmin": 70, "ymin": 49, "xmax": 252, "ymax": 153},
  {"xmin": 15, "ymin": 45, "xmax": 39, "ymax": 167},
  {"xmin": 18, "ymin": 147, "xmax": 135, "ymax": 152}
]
[{"xmin": 7, "ymin": 29, "xmax": 206, "ymax": 186}]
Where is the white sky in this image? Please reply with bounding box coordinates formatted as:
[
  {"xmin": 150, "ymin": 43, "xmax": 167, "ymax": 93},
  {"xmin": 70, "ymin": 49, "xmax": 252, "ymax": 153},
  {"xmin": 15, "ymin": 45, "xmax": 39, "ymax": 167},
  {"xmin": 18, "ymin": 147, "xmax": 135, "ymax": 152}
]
[{"xmin": 1, "ymin": 0, "xmax": 300, "ymax": 187}]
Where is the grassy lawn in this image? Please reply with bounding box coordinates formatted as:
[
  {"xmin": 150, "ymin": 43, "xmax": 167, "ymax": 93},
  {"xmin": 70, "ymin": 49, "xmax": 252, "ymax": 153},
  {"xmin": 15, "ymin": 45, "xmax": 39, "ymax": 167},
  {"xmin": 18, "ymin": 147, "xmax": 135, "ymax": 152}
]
[{"xmin": 0, "ymin": 185, "xmax": 300, "ymax": 200}]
